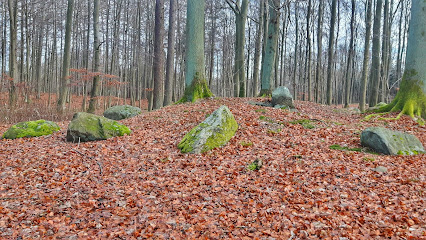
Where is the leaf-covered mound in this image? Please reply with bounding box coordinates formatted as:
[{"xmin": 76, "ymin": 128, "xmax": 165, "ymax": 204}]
[{"xmin": 0, "ymin": 98, "xmax": 424, "ymax": 239}]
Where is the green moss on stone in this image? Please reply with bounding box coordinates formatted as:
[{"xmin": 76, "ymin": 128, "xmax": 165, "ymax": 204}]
[
  {"xmin": 178, "ymin": 106, "xmax": 238, "ymax": 153},
  {"xmin": 397, "ymin": 150, "xmax": 419, "ymax": 155},
  {"xmin": 2, "ymin": 119, "xmax": 60, "ymax": 139},
  {"xmin": 66, "ymin": 112, "xmax": 130, "ymax": 142}
]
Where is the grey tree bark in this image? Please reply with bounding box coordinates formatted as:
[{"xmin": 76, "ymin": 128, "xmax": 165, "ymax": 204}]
[
  {"xmin": 260, "ymin": 0, "xmax": 280, "ymax": 96},
  {"xmin": 57, "ymin": 0, "xmax": 74, "ymax": 113},
  {"xmin": 368, "ymin": 0, "xmax": 383, "ymax": 107},
  {"xmin": 7, "ymin": 0, "xmax": 18, "ymax": 108},
  {"xmin": 87, "ymin": 0, "xmax": 101, "ymax": 113},
  {"xmin": 359, "ymin": 0, "xmax": 373, "ymax": 112},
  {"xmin": 164, "ymin": 0, "xmax": 176, "ymax": 107},
  {"xmin": 226, "ymin": 0, "xmax": 249, "ymax": 97},
  {"xmin": 252, "ymin": 0, "xmax": 264, "ymax": 97},
  {"xmin": 315, "ymin": 0, "xmax": 324, "ymax": 103},
  {"xmin": 326, "ymin": 0, "xmax": 337, "ymax": 105},
  {"xmin": 152, "ymin": 0, "xmax": 165, "ymax": 110},
  {"xmin": 344, "ymin": 0, "xmax": 356, "ymax": 108},
  {"xmin": 180, "ymin": 0, "xmax": 212, "ymax": 102}
]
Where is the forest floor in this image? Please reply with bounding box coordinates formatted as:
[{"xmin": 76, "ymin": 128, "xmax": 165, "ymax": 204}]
[{"xmin": 0, "ymin": 96, "xmax": 425, "ymax": 239}]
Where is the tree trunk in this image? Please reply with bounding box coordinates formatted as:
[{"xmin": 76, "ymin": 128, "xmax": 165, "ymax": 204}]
[
  {"xmin": 1, "ymin": 1, "xmax": 5, "ymax": 94},
  {"xmin": 395, "ymin": 0, "xmax": 404, "ymax": 83},
  {"xmin": 359, "ymin": 0, "xmax": 373, "ymax": 112},
  {"xmin": 305, "ymin": 0, "xmax": 312, "ymax": 101},
  {"xmin": 87, "ymin": 0, "xmax": 101, "ymax": 113},
  {"xmin": 237, "ymin": 0, "xmax": 248, "ymax": 97},
  {"xmin": 368, "ymin": 0, "xmax": 383, "ymax": 107},
  {"xmin": 252, "ymin": 0, "xmax": 264, "ymax": 97},
  {"xmin": 380, "ymin": 0, "xmax": 391, "ymax": 102},
  {"xmin": 208, "ymin": 1, "xmax": 217, "ymax": 88},
  {"xmin": 260, "ymin": 0, "xmax": 280, "ymax": 96},
  {"xmin": 315, "ymin": 0, "xmax": 324, "ymax": 103},
  {"xmin": 292, "ymin": 3, "xmax": 299, "ymax": 99},
  {"xmin": 35, "ymin": 14, "xmax": 45, "ymax": 100},
  {"xmin": 164, "ymin": 0, "xmax": 176, "ymax": 106},
  {"xmin": 7, "ymin": 0, "xmax": 18, "ymax": 108},
  {"xmin": 344, "ymin": 0, "xmax": 356, "ymax": 108},
  {"xmin": 326, "ymin": 0, "xmax": 337, "ymax": 105},
  {"xmin": 152, "ymin": 0, "xmax": 165, "ymax": 110},
  {"xmin": 180, "ymin": 0, "xmax": 212, "ymax": 102},
  {"xmin": 379, "ymin": 0, "xmax": 426, "ymax": 120},
  {"xmin": 57, "ymin": 0, "xmax": 74, "ymax": 113}
]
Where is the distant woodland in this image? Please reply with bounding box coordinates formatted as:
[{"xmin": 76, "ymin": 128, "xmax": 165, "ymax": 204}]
[{"xmin": 0, "ymin": 0, "xmax": 411, "ymax": 111}]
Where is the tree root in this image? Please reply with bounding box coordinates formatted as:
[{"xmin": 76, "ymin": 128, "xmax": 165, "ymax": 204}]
[{"xmin": 364, "ymin": 97, "xmax": 425, "ymax": 125}]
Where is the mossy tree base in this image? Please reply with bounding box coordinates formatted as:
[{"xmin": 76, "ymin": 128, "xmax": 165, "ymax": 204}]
[
  {"xmin": 258, "ymin": 89, "xmax": 272, "ymax": 97},
  {"xmin": 178, "ymin": 73, "xmax": 213, "ymax": 103},
  {"xmin": 366, "ymin": 70, "xmax": 425, "ymax": 125}
]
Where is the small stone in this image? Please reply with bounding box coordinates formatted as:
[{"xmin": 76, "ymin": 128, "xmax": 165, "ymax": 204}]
[
  {"xmin": 313, "ymin": 221, "xmax": 328, "ymax": 229},
  {"xmin": 271, "ymin": 86, "xmax": 295, "ymax": 108},
  {"xmin": 340, "ymin": 193, "xmax": 349, "ymax": 198},
  {"xmin": 373, "ymin": 166, "xmax": 388, "ymax": 173},
  {"xmin": 103, "ymin": 105, "xmax": 142, "ymax": 120}
]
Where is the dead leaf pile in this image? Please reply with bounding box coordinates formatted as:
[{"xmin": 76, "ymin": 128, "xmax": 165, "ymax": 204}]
[{"xmin": 0, "ymin": 98, "xmax": 424, "ymax": 239}]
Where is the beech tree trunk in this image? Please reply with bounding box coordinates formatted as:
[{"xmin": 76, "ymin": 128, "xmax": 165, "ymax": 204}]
[
  {"xmin": 344, "ymin": 0, "xmax": 355, "ymax": 108},
  {"xmin": 252, "ymin": 0, "xmax": 264, "ymax": 97},
  {"xmin": 163, "ymin": 0, "xmax": 176, "ymax": 106},
  {"xmin": 180, "ymin": 0, "xmax": 212, "ymax": 102},
  {"xmin": 359, "ymin": 0, "xmax": 373, "ymax": 112},
  {"xmin": 368, "ymin": 0, "xmax": 383, "ymax": 107},
  {"xmin": 152, "ymin": 0, "xmax": 165, "ymax": 110},
  {"xmin": 87, "ymin": 0, "xmax": 101, "ymax": 113},
  {"xmin": 326, "ymin": 0, "xmax": 337, "ymax": 105},
  {"xmin": 57, "ymin": 0, "xmax": 74, "ymax": 113},
  {"xmin": 7, "ymin": 0, "xmax": 18, "ymax": 108},
  {"xmin": 379, "ymin": 0, "xmax": 426, "ymax": 119},
  {"xmin": 260, "ymin": 0, "xmax": 280, "ymax": 96},
  {"xmin": 315, "ymin": 0, "xmax": 324, "ymax": 103},
  {"xmin": 305, "ymin": 0, "xmax": 312, "ymax": 101}
]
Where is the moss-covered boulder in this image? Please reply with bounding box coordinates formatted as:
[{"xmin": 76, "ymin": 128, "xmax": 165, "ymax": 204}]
[
  {"xmin": 2, "ymin": 120, "xmax": 60, "ymax": 139},
  {"xmin": 178, "ymin": 105, "xmax": 238, "ymax": 153},
  {"xmin": 361, "ymin": 127, "xmax": 425, "ymax": 155},
  {"xmin": 66, "ymin": 112, "xmax": 131, "ymax": 142},
  {"xmin": 103, "ymin": 105, "xmax": 142, "ymax": 120}
]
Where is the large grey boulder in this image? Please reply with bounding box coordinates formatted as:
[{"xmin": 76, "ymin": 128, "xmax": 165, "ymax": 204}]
[
  {"xmin": 2, "ymin": 120, "xmax": 60, "ymax": 139},
  {"xmin": 361, "ymin": 127, "xmax": 425, "ymax": 155},
  {"xmin": 271, "ymin": 86, "xmax": 295, "ymax": 108},
  {"xmin": 66, "ymin": 112, "xmax": 131, "ymax": 142},
  {"xmin": 103, "ymin": 105, "xmax": 142, "ymax": 120},
  {"xmin": 178, "ymin": 106, "xmax": 238, "ymax": 154}
]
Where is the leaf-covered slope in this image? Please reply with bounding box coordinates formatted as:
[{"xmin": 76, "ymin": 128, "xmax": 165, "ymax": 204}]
[{"xmin": 0, "ymin": 98, "xmax": 424, "ymax": 239}]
